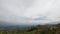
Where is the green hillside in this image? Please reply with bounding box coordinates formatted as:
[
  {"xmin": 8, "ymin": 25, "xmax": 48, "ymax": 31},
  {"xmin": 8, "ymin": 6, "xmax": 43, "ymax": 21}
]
[{"xmin": 0, "ymin": 23, "xmax": 60, "ymax": 34}]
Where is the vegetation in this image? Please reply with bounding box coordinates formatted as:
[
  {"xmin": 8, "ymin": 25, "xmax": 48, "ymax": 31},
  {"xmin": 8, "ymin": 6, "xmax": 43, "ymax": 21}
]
[{"xmin": 0, "ymin": 23, "xmax": 60, "ymax": 34}]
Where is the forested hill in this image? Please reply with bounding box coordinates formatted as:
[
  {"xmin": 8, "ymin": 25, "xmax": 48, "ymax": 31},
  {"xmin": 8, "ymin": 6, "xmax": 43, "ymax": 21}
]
[{"xmin": 0, "ymin": 23, "xmax": 60, "ymax": 34}]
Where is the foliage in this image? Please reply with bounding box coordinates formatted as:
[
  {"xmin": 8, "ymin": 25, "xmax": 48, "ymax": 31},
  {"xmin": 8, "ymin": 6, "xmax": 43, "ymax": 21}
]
[{"xmin": 0, "ymin": 23, "xmax": 60, "ymax": 34}]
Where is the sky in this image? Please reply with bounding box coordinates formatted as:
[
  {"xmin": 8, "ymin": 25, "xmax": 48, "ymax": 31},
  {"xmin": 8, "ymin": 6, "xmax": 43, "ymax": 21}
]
[{"xmin": 0, "ymin": 0, "xmax": 60, "ymax": 25}]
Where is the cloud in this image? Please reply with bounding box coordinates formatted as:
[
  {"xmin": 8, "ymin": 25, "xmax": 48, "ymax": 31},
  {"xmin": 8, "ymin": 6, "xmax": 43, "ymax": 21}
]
[{"xmin": 0, "ymin": 0, "xmax": 60, "ymax": 25}]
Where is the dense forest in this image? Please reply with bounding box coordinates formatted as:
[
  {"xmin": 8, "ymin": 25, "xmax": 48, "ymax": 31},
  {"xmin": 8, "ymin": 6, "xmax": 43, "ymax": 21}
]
[{"xmin": 0, "ymin": 23, "xmax": 60, "ymax": 34}]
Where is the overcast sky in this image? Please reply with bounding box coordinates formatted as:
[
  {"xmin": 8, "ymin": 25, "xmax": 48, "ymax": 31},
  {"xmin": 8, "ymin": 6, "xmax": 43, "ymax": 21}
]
[{"xmin": 0, "ymin": 0, "xmax": 60, "ymax": 25}]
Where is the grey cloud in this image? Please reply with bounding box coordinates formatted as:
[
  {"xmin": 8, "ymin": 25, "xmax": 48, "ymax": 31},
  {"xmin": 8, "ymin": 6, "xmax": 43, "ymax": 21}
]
[{"xmin": 0, "ymin": 0, "xmax": 60, "ymax": 25}]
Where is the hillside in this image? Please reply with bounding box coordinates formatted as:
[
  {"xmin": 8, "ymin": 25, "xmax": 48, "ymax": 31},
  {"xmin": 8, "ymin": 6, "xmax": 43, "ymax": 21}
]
[{"xmin": 0, "ymin": 23, "xmax": 60, "ymax": 34}]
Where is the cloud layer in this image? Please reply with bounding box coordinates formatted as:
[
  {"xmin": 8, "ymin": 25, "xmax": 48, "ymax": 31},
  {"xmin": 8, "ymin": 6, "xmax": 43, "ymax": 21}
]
[{"xmin": 0, "ymin": 0, "xmax": 60, "ymax": 25}]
